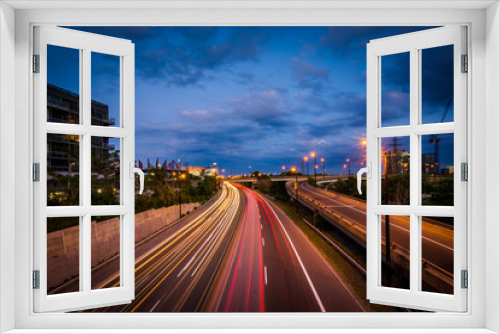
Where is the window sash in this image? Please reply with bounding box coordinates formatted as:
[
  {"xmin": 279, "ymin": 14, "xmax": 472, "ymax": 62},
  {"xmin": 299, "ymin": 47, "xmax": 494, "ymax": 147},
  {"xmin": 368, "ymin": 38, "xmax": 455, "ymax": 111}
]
[
  {"xmin": 33, "ymin": 25, "xmax": 136, "ymax": 313},
  {"xmin": 366, "ymin": 26, "xmax": 467, "ymax": 312}
]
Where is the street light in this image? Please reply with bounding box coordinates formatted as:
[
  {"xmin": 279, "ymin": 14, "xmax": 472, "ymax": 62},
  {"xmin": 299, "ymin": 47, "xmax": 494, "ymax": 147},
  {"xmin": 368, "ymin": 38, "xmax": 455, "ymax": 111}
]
[
  {"xmin": 179, "ymin": 173, "xmax": 186, "ymax": 219},
  {"xmin": 303, "ymin": 156, "xmax": 309, "ymax": 176},
  {"xmin": 321, "ymin": 157, "xmax": 325, "ymax": 176},
  {"xmin": 282, "ymin": 165, "xmax": 286, "ymax": 175},
  {"xmin": 310, "ymin": 152, "xmax": 317, "ymax": 187},
  {"xmin": 214, "ymin": 162, "xmax": 219, "ymax": 189},
  {"xmin": 291, "ymin": 167, "xmax": 299, "ymax": 213}
]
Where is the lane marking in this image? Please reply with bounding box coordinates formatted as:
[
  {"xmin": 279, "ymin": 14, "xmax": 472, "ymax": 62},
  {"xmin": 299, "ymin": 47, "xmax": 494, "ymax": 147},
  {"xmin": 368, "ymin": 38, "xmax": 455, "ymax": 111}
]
[
  {"xmin": 264, "ymin": 266, "xmax": 268, "ymax": 286},
  {"xmin": 261, "ymin": 224, "xmax": 263, "ymax": 230},
  {"xmin": 262, "ymin": 237, "xmax": 265, "ymax": 247},
  {"xmin": 261, "ymin": 196, "xmax": 326, "ymax": 312}
]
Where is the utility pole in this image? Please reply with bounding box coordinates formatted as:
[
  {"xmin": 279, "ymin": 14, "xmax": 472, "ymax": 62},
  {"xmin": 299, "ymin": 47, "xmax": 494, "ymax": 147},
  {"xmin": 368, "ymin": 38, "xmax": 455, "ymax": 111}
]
[
  {"xmin": 178, "ymin": 158, "xmax": 182, "ymax": 219},
  {"xmin": 347, "ymin": 158, "xmax": 351, "ymax": 179},
  {"xmin": 384, "ymin": 152, "xmax": 392, "ymax": 286}
]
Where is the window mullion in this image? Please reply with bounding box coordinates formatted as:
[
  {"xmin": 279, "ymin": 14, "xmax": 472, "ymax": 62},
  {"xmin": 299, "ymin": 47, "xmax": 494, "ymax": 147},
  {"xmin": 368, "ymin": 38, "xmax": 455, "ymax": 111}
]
[
  {"xmin": 409, "ymin": 48, "xmax": 420, "ymax": 293},
  {"xmin": 82, "ymin": 48, "xmax": 92, "ymax": 294}
]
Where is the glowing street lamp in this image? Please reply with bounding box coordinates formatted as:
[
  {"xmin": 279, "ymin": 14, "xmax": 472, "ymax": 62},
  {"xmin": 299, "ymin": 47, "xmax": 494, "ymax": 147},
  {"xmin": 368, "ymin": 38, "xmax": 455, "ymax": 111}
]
[
  {"xmin": 291, "ymin": 167, "xmax": 299, "ymax": 213},
  {"xmin": 320, "ymin": 157, "xmax": 325, "ymax": 176},
  {"xmin": 310, "ymin": 152, "xmax": 317, "ymax": 187},
  {"xmin": 303, "ymin": 156, "xmax": 309, "ymax": 175},
  {"xmin": 179, "ymin": 173, "xmax": 186, "ymax": 218}
]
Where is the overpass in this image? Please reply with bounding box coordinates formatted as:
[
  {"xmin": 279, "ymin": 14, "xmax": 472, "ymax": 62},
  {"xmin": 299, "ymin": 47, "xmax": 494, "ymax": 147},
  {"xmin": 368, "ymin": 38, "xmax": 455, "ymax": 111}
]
[
  {"xmin": 227, "ymin": 174, "xmax": 345, "ymax": 183},
  {"xmin": 286, "ymin": 180, "xmax": 454, "ymax": 294}
]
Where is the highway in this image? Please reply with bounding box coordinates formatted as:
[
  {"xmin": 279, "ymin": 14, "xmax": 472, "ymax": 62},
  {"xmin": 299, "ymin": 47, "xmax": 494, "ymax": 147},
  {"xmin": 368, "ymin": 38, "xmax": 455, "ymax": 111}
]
[
  {"xmin": 57, "ymin": 182, "xmax": 365, "ymax": 312},
  {"xmin": 295, "ymin": 181, "xmax": 454, "ymax": 276}
]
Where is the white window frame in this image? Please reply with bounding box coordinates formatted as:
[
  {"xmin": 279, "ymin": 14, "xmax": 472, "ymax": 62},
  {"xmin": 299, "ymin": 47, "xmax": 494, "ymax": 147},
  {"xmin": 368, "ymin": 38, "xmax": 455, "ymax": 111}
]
[
  {"xmin": 366, "ymin": 26, "xmax": 467, "ymax": 312},
  {"xmin": 0, "ymin": 1, "xmax": 498, "ymax": 333},
  {"xmin": 33, "ymin": 26, "xmax": 136, "ymax": 312}
]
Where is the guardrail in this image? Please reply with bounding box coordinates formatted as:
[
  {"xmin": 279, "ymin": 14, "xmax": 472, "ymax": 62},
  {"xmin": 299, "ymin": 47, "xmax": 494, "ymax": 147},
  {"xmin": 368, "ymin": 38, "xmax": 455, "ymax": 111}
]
[{"xmin": 286, "ymin": 181, "xmax": 453, "ymax": 294}]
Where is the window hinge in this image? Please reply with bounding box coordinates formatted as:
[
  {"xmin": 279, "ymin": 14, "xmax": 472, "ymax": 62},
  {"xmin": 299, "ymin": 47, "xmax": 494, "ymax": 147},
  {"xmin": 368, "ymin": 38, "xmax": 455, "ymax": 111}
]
[
  {"xmin": 461, "ymin": 162, "xmax": 468, "ymax": 181},
  {"xmin": 33, "ymin": 163, "xmax": 40, "ymax": 182},
  {"xmin": 33, "ymin": 270, "xmax": 40, "ymax": 289},
  {"xmin": 33, "ymin": 54, "xmax": 40, "ymax": 73},
  {"xmin": 461, "ymin": 270, "xmax": 468, "ymax": 289},
  {"xmin": 461, "ymin": 54, "xmax": 468, "ymax": 73}
]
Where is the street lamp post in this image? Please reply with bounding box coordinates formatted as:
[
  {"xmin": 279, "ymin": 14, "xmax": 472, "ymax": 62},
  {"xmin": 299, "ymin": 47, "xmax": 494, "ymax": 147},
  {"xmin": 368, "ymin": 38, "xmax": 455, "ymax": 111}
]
[
  {"xmin": 179, "ymin": 173, "xmax": 186, "ymax": 219},
  {"xmin": 321, "ymin": 158, "xmax": 325, "ymax": 176},
  {"xmin": 304, "ymin": 156, "xmax": 309, "ymax": 176},
  {"xmin": 311, "ymin": 152, "xmax": 317, "ymax": 187},
  {"xmin": 291, "ymin": 167, "xmax": 298, "ymax": 213},
  {"xmin": 213, "ymin": 162, "xmax": 218, "ymax": 190}
]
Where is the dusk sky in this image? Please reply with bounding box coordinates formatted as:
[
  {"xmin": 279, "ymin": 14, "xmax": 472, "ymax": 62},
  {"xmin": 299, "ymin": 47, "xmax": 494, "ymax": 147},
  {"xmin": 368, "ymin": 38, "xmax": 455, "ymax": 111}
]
[{"xmin": 49, "ymin": 26, "xmax": 455, "ymax": 175}]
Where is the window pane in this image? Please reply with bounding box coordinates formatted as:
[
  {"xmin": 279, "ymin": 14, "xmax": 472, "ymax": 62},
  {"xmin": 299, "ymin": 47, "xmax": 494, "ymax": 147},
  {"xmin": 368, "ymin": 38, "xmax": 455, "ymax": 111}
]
[
  {"xmin": 422, "ymin": 134, "xmax": 454, "ymax": 206},
  {"xmin": 47, "ymin": 45, "xmax": 80, "ymax": 124},
  {"xmin": 91, "ymin": 52, "xmax": 120, "ymax": 127},
  {"xmin": 421, "ymin": 45, "xmax": 454, "ymax": 124},
  {"xmin": 381, "ymin": 215, "xmax": 410, "ymax": 290},
  {"xmin": 381, "ymin": 136, "xmax": 410, "ymax": 205},
  {"xmin": 47, "ymin": 217, "xmax": 80, "ymax": 294},
  {"xmin": 47, "ymin": 134, "xmax": 80, "ymax": 206},
  {"xmin": 381, "ymin": 52, "xmax": 410, "ymax": 127},
  {"xmin": 91, "ymin": 137, "xmax": 120, "ymax": 205},
  {"xmin": 92, "ymin": 215, "xmax": 121, "ymax": 289},
  {"xmin": 421, "ymin": 216, "xmax": 454, "ymax": 294}
]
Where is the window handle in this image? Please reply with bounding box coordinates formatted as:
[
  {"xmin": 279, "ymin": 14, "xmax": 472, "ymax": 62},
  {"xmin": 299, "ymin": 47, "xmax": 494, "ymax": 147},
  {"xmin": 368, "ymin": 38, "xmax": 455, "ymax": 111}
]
[
  {"xmin": 357, "ymin": 162, "xmax": 371, "ymax": 195},
  {"xmin": 130, "ymin": 162, "xmax": 145, "ymax": 195}
]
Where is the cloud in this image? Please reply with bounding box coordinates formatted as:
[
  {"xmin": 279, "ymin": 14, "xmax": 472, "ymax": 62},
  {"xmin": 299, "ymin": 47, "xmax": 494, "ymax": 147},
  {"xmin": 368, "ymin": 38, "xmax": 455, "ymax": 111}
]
[
  {"xmin": 291, "ymin": 57, "xmax": 330, "ymax": 92},
  {"xmin": 224, "ymin": 89, "xmax": 294, "ymax": 128},
  {"xmin": 135, "ymin": 88, "xmax": 299, "ymax": 166},
  {"xmin": 135, "ymin": 27, "xmax": 272, "ymax": 87}
]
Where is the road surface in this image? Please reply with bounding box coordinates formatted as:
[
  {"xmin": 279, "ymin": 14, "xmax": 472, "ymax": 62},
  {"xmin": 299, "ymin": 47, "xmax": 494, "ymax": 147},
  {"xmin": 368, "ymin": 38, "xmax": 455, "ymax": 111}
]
[
  {"xmin": 295, "ymin": 181, "xmax": 454, "ymax": 275},
  {"xmin": 53, "ymin": 182, "xmax": 365, "ymax": 312}
]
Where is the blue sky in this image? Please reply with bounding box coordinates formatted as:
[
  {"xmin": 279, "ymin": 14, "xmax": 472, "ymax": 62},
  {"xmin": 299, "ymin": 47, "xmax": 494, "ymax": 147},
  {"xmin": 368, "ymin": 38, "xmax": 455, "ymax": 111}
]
[{"xmin": 50, "ymin": 26, "xmax": 454, "ymax": 174}]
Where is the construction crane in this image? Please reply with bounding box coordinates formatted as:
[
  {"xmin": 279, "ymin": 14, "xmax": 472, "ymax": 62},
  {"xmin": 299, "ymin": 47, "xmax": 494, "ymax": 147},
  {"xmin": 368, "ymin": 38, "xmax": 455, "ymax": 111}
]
[{"xmin": 429, "ymin": 98, "xmax": 452, "ymax": 169}]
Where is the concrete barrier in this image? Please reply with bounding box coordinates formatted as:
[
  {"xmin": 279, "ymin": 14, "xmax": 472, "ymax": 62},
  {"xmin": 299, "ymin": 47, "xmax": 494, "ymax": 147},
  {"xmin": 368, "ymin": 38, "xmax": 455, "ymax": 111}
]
[{"xmin": 47, "ymin": 203, "xmax": 199, "ymax": 291}]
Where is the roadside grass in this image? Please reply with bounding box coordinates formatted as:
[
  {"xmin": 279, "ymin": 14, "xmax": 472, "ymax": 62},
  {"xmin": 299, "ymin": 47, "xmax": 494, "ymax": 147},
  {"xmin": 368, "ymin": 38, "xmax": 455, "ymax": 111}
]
[{"xmin": 261, "ymin": 192, "xmax": 399, "ymax": 313}]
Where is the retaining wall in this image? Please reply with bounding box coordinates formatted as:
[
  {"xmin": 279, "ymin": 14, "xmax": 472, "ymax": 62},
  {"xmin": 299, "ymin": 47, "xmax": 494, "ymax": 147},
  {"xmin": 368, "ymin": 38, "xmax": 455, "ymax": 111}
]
[{"xmin": 47, "ymin": 203, "xmax": 199, "ymax": 291}]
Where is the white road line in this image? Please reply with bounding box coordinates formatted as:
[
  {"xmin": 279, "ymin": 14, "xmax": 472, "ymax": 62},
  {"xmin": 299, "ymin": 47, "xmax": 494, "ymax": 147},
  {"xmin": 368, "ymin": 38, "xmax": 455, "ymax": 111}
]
[
  {"xmin": 261, "ymin": 196, "xmax": 326, "ymax": 312},
  {"xmin": 264, "ymin": 266, "xmax": 268, "ymax": 286},
  {"xmin": 262, "ymin": 237, "xmax": 265, "ymax": 247},
  {"xmin": 261, "ymin": 224, "xmax": 263, "ymax": 230}
]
